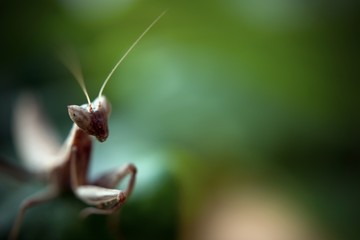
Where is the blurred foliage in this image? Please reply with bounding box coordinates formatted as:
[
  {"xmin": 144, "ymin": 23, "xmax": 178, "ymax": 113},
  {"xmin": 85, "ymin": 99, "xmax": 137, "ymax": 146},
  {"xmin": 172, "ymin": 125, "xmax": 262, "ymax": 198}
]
[{"xmin": 0, "ymin": 0, "xmax": 359, "ymax": 240}]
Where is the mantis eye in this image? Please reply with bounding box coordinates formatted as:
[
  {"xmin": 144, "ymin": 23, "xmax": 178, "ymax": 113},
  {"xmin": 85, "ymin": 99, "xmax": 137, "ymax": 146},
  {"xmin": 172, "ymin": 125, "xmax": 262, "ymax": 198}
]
[
  {"xmin": 97, "ymin": 96, "xmax": 111, "ymax": 117},
  {"xmin": 68, "ymin": 105, "xmax": 91, "ymax": 128}
]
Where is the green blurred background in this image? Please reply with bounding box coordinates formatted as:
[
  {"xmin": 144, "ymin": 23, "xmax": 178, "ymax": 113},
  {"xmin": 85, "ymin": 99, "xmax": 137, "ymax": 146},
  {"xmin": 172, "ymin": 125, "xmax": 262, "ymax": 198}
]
[{"xmin": 0, "ymin": 0, "xmax": 359, "ymax": 240}]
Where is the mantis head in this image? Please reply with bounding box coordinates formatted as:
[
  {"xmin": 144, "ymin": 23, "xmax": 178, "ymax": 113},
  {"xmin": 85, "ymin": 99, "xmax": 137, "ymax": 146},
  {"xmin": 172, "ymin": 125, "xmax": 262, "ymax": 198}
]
[{"xmin": 68, "ymin": 96, "xmax": 111, "ymax": 142}]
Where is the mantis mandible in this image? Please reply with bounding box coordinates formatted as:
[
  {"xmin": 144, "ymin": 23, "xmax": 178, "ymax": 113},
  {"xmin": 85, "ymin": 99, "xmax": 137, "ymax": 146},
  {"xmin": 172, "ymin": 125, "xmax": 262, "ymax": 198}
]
[{"xmin": 9, "ymin": 10, "xmax": 167, "ymax": 240}]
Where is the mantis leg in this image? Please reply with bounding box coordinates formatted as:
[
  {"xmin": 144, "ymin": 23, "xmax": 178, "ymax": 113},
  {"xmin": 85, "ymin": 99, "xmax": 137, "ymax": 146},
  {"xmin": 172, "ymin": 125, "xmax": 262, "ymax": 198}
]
[
  {"xmin": 70, "ymin": 147, "xmax": 137, "ymax": 218},
  {"xmin": 78, "ymin": 201, "xmax": 123, "ymax": 218},
  {"xmin": 92, "ymin": 163, "xmax": 137, "ymax": 196},
  {"xmin": 9, "ymin": 186, "xmax": 59, "ymax": 240},
  {"xmin": 79, "ymin": 163, "xmax": 137, "ymax": 218}
]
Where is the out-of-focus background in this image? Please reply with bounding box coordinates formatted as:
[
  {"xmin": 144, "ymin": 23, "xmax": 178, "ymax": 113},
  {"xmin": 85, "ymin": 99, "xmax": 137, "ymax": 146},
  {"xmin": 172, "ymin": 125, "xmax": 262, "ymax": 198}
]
[{"xmin": 0, "ymin": 0, "xmax": 358, "ymax": 240}]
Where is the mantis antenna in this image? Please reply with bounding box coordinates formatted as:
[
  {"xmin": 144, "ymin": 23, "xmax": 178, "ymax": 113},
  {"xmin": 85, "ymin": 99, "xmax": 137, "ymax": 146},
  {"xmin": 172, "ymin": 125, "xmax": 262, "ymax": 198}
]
[
  {"xmin": 60, "ymin": 50, "xmax": 92, "ymax": 107},
  {"xmin": 98, "ymin": 10, "xmax": 168, "ymax": 99}
]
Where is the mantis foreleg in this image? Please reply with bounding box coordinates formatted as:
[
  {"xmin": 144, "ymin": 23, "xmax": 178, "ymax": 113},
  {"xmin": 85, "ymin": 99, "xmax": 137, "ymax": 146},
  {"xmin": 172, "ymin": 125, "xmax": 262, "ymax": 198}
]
[{"xmin": 70, "ymin": 147, "xmax": 137, "ymax": 218}]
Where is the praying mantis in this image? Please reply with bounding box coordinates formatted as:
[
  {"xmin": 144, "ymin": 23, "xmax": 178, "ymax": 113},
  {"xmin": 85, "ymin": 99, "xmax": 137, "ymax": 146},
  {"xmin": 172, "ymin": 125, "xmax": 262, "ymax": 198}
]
[{"xmin": 8, "ymin": 10, "xmax": 167, "ymax": 240}]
